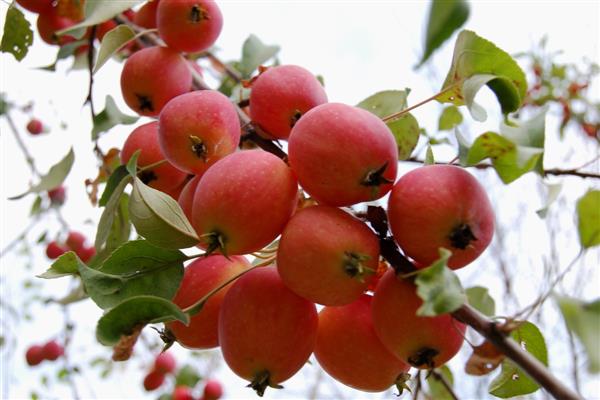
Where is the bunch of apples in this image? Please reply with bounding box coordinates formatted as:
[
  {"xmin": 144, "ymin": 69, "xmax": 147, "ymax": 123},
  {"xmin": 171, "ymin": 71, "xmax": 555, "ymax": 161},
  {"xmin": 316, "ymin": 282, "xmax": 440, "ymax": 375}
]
[
  {"xmin": 25, "ymin": 340, "xmax": 64, "ymax": 366},
  {"xmin": 104, "ymin": 0, "xmax": 496, "ymax": 396},
  {"xmin": 45, "ymin": 231, "xmax": 96, "ymax": 263}
]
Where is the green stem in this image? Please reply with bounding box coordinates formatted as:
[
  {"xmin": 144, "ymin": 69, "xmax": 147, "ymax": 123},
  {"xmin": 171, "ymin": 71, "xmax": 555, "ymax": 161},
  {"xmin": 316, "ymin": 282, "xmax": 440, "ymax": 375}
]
[{"xmin": 382, "ymin": 84, "xmax": 458, "ymax": 122}]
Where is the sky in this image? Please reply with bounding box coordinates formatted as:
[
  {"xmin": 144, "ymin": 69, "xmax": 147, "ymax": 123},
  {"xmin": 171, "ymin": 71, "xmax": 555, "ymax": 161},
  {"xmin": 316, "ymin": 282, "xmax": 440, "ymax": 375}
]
[{"xmin": 1, "ymin": 1, "xmax": 599, "ymax": 399}]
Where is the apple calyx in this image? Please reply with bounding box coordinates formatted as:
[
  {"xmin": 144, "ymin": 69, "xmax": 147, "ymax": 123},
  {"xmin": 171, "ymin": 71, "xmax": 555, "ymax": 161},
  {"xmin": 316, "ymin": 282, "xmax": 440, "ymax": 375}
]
[
  {"xmin": 342, "ymin": 251, "xmax": 373, "ymax": 282},
  {"xmin": 201, "ymin": 231, "xmax": 227, "ymax": 255},
  {"xmin": 136, "ymin": 94, "xmax": 154, "ymax": 113},
  {"xmin": 190, "ymin": 4, "xmax": 210, "ymax": 23},
  {"xmin": 189, "ymin": 135, "xmax": 208, "ymax": 160},
  {"xmin": 448, "ymin": 223, "xmax": 477, "ymax": 250},
  {"xmin": 289, "ymin": 109, "xmax": 303, "ymax": 128},
  {"xmin": 248, "ymin": 370, "xmax": 283, "ymax": 397},
  {"xmin": 361, "ymin": 162, "xmax": 394, "ymax": 187},
  {"xmin": 139, "ymin": 170, "xmax": 158, "ymax": 185},
  {"xmin": 407, "ymin": 347, "xmax": 439, "ymax": 368},
  {"xmin": 394, "ymin": 372, "xmax": 412, "ymax": 396}
]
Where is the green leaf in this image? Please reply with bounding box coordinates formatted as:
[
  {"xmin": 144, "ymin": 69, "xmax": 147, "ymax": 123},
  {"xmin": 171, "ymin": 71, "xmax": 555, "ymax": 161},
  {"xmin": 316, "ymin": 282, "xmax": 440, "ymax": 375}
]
[
  {"xmin": 238, "ymin": 34, "xmax": 280, "ymax": 78},
  {"xmin": 455, "ymin": 129, "xmax": 470, "ymax": 165},
  {"xmin": 92, "ymin": 96, "xmax": 138, "ymax": 140},
  {"xmin": 536, "ymin": 183, "xmax": 562, "ymax": 219},
  {"xmin": 37, "ymin": 252, "xmax": 79, "ymax": 279},
  {"xmin": 556, "ymin": 295, "xmax": 600, "ymax": 373},
  {"xmin": 577, "ymin": 190, "xmax": 600, "ymax": 249},
  {"xmin": 175, "ymin": 365, "xmax": 202, "ymax": 388},
  {"xmin": 96, "ymin": 295, "xmax": 189, "ymax": 346},
  {"xmin": 424, "ymin": 145, "xmax": 435, "ymax": 165},
  {"xmin": 386, "ymin": 113, "xmax": 420, "ymax": 160},
  {"xmin": 466, "ymin": 286, "xmax": 495, "ymax": 316},
  {"xmin": 99, "ymin": 166, "xmax": 129, "ymax": 207},
  {"xmin": 426, "ymin": 366, "xmax": 455, "ymax": 400},
  {"xmin": 357, "ymin": 90, "xmax": 410, "ymax": 119},
  {"xmin": 104, "ymin": 194, "xmax": 131, "ymax": 253},
  {"xmin": 29, "ymin": 196, "xmax": 43, "ymax": 216},
  {"xmin": 10, "ymin": 148, "xmax": 75, "ymax": 200},
  {"xmin": 57, "ymin": 0, "xmax": 143, "ymax": 39},
  {"xmin": 489, "ymin": 321, "xmax": 547, "ymax": 398},
  {"xmin": 93, "ymin": 25, "xmax": 135, "ymax": 73},
  {"xmin": 129, "ymin": 177, "xmax": 199, "ymax": 249},
  {"xmin": 37, "ymin": 40, "xmax": 87, "ymax": 71},
  {"xmin": 437, "ymin": 30, "xmax": 527, "ymax": 118},
  {"xmin": 438, "ymin": 105, "xmax": 463, "ymax": 131},
  {"xmin": 415, "ymin": 248, "xmax": 465, "ymax": 316},
  {"xmin": 417, "ymin": 0, "xmax": 469, "ymax": 67},
  {"xmin": 95, "ymin": 176, "xmax": 131, "ymax": 250},
  {"xmin": 80, "ymin": 240, "xmax": 185, "ymax": 309},
  {"xmin": 500, "ymin": 108, "xmax": 546, "ymax": 173},
  {"xmin": 0, "ymin": 6, "xmax": 33, "ymax": 61}
]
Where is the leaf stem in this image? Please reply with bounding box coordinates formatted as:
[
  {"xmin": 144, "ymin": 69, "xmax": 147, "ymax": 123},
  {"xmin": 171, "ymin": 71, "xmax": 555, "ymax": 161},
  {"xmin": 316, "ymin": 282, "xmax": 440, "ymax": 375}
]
[{"xmin": 382, "ymin": 84, "xmax": 458, "ymax": 122}]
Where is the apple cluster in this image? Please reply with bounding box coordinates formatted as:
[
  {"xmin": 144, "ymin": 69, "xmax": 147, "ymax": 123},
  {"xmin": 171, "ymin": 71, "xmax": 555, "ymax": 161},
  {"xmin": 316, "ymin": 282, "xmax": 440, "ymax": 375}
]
[
  {"xmin": 25, "ymin": 340, "xmax": 64, "ymax": 366},
  {"xmin": 106, "ymin": 0, "xmax": 497, "ymax": 396},
  {"xmin": 45, "ymin": 231, "xmax": 96, "ymax": 262}
]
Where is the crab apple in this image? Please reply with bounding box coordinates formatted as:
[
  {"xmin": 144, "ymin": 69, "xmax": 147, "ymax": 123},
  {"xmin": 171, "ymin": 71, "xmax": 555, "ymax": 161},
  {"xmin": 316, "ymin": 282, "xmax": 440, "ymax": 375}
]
[
  {"xmin": 36, "ymin": 10, "xmax": 77, "ymax": 45},
  {"xmin": 173, "ymin": 386, "xmax": 194, "ymax": 400},
  {"xmin": 372, "ymin": 270, "xmax": 466, "ymax": 369},
  {"xmin": 250, "ymin": 65, "xmax": 328, "ymax": 140},
  {"xmin": 154, "ymin": 351, "xmax": 176, "ymax": 374},
  {"xmin": 76, "ymin": 246, "xmax": 96, "ymax": 263},
  {"xmin": 26, "ymin": 118, "xmax": 43, "ymax": 135},
  {"xmin": 203, "ymin": 379, "xmax": 223, "ymax": 400},
  {"xmin": 45, "ymin": 241, "xmax": 67, "ymax": 259},
  {"xmin": 120, "ymin": 46, "xmax": 192, "ymax": 116},
  {"xmin": 159, "ymin": 91, "xmax": 240, "ymax": 175},
  {"xmin": 168, "ymin": 255, "xmax": 250, "ymax": 348},
  {"xmin": 65, "ymin": 231, "xmax": 86, "ymax": 251},
  {"xmin": 277, "ymin": 205, "xmax": 379, "ymax": 306},
  {"xmin": 143, "ymin": 370, "xmax": 165, "ymax": 391},
  {"xmin": 219, "ymin": 267, "xmax": 318, "ymax": 396},
  {"xmin": 42, "ymin": 340, "xmax": 64, "ymax": 361},
  {"xmin": 120, "ymin": 121, "xmax": 188, "ymax": 193},
  {"xmin": 157, "ymin": 0, "xmax": 223, "ymax": 53},
  {"xmin": 387, "ymin": 165, "xmax": 494, "ymax": 270},
  {"xmin": 192, "ymin": 150, "xmax": 298, "ymax": 255},
  {"xmin": 288, "ymin": 103, "xmax": 398, "ymax": 207},
  {"xmin": 162, "ymin": 175, "xmax": 189, "ymax": 200},
  {"xmin": 134, "ymin": 0, "xmax": 160, "ymax": 29},
  {"xmin": 25, "ymin": 345, "xmax": 44, "ymax": 366},
  {"xmin": 178, "ymin": 175, "xmax": 201, "ymax": 221},
  {"xmin": 48, "ymin": 185, "xmax": 66, "ymax": 205},
  {"xmin": 15, "ymin": 0, "xmax": 54, "ymax": 13},
  {"xmin": 314, "ymin": 294, "xmax": 410, "ymax": 392}
]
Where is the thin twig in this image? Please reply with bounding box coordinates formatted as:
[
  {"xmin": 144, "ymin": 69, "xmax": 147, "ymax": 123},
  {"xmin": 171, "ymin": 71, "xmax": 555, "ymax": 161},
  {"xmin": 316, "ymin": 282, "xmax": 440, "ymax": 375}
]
[
  {"xmin": 382, "ymin": 85, "xmax": 457, "ymax": 122},
  {"xmin": 4, "ymin": 111, "xmax": 41, "ymax": 176}
]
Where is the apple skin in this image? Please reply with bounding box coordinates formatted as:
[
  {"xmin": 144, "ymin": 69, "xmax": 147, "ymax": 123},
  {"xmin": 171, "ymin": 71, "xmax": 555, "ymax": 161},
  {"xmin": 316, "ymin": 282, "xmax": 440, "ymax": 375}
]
[
  {"xmin": 218, "ymin": 267, "xmax": 318, "ymax": 395},
  {"xmin": 133, "ymin": 0, "xmax": 160, "ymax": 29},
  {"xmin": 192, "ymin": 150, "xmax": 297, "ymax": 255},
  {"xmin": 177, "ymin": 175, "xmax": 201, "ymax": 222},
  {"xmin": 249, "ymin": 65, "xmax": 327, "ymax": 140},
  {"xmin": 26, "ymin": 119, "xmax": 43, "ymax": 135},
  {"xmin": 387, "ymin": 164, "xmax": 495, "ymax": 270},
  {"xmin": 154, "ymin": 352, "xmax": 176, "ymax": 374},
  {"xmin": 288, "ymin": 103, "xmax": 398, "ymax": 207},
  {"xmin": 159, "ymin": 90, "xmax": 240, "ymax": 175},
  {"xmin": 203, "ymin": 379, "xmax": 223, "ymax": 400},
  {"xmin": 120, "ymin": 121, "xmax": 188, "ymax": 193},
  {"xmin": 277, "ymin": 205, "xmax": 379, "ymax": 306},
  {"xmin": 314, "ymin": 294, "xmax": 410, "ymax": 392},
  {"xmin": 15, "ymin": 0, "xmax": 54, "ymax": 14},
  {"xmin": 167, "ymin": 255, "xmax": 250, "ymax": 349},
  {"xmin": 42, "ymin": 340, "xmax": 64, "ymax": 360},
  {"xmin": 120, "ymin": 46, "xmax": 192, "ymax": 117},
  {"xmin": 372, "ymin": 269, "xmax": 466, "ymax": 369},
  {"xmin": 36, "ymin": 10, "xmax": 77, "ymax": 45},
  {"xmin": 143, "ymin": 370, "xmax": 165, "ymax": 391},
  {"xmin": 25, "ymin": 345, "xmax": 44, "ymax": 366},
  {"xmin": 157, "ymin": 0, "xmax": 223, "ymax": 53}
]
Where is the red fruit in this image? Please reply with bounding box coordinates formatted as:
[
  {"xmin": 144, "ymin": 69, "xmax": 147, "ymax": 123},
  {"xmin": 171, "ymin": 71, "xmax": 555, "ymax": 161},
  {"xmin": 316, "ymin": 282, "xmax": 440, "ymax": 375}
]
[
  {"xmin": 159, "ymin": 91, "xmax": 241, "ymax": 175},
  {"xmin": 277, "ymin": 205, "xmax": 379, "ymax": 306},
  {"xmin": 46, "ymin": 241, "xmax": 67, "ymax": 259},
  {"xmin": 582, "ymin": 123, "xmax": 598, "ymax": 139},
  {"xmin": 123, "ymin": 9, "xmax": 136, "ymax": 21},
  {"xmin": 120, "ymin": 46, "xmax": 192, "ymax": 116},
  {"xmin": 162, "ymin": 175, "xmax": 190, "ymax": 200},
  {"xmin": 76, "ymin": 246, "xmax": 96, "ymax": 263},
  {"xmin": 192, "ymin": 150, "xmax": 298, "ymax": 255},
  {"xmin": 154, "ymin": 352, "xmax": 176, "ymax": 374},
  {"xmin": 36, "ymin": 9, "xmax": 77, "ymax": 45},
  {"xmin": 288, "ymin": 103, "xmax": 398, "ymax": 207},
  {"xmin": 219, "ymin": 267, "xmax": 318, "ymax": 396},
  {"xmin": 134, "ymin": 0, "xmax": 160, "ymax": 29},
  {"xmin": 26, "ymin": 118, "xmax": 43, "ymax": 135},
  {"xmin": 250, "ymin": 65, "xmax": 327, "ymax": 140},
  {"xmin": 168, "ymin": 255, "xmax": 250, "ymax": 348},
  {"xmin": 173, "ymin": 386, "xmax": 194, "ymax": 400},
  {"xmin": 203, "ymin": 379, "xmax": 223, "ymax": 400},
  {"xmin": 25, "ymin": 345, "xmax": 44, "ymax": 366},
  {"xmin": 15, "ymin": 0, "xmax": 54, "ymax": 13},
  {"xmin": 42, "ymin": 340, "xmax": 64, "ymax": 361},
  {"xmin": 372, "ymin": 270, "xmax": 466, "ymax": 368},
  {"xmin": 120, "ymin": 121, "xmax": 188, "ymax": 193},
  {"xmin": 187, "ymin": 59, "xmax": 203, "ymax": 76},
  {"xmin": 48, "ymin": 185, "xmax": 66, "ymax": 205},
  {"xmin": 157, "ymin": 0, "xmax": 223, "ymax": 53},
  {"xmin": 387, "ymin": 165, "xmax": 494, "ymax": 270},
  {"xmin": 143, "ymin": 370, "xmax": 165, "ymax": 391},
  {"xmin": 314, "ymin": 295, "xmax": 410, "ymax": 392},
  {"xmin": 96, "ymin": 20, "xmax": 117, "ymax": 41},
  {"xmin": 178, "ymin": 175, "xmax": 201, "ymax": 222},
  {"xmin": 66, "ymin": 231, "xmax": 86, "ymax": 251}
]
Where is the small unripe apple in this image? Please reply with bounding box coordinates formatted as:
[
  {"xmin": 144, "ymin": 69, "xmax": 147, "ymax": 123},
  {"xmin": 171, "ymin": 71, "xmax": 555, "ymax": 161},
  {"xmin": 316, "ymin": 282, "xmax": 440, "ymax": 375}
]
[
  {"xmin": 42, "ymin": 340, "xmax": 64, "ymax": 361},
  {"xmin": 154, "ymin": 351, "xmax": 176, "ymax": 374},
  {"xmin": 26, "ymin": 118, "xmax": 44, "ymax": 135},
  {"xmin": 143, "ymin": 370, "xmax": 165, "ymax": 391},
  {"xmin": 203, "ymin": 379, "xmax": 223, "ymax": 400},
  {"xmin": 66, "ymin": 231, "xmax": 86, "ymax": 251},
  {"xmin": 46, "ymin": 241, "xmax": 67, "ymax": 259},
  {"xmin": 173, "ymin": 385, "xmax": 194, "ymax": 400},
  {"xmin": 25, "ymin": 345, "xmax": 44, "ymax": 366}
]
